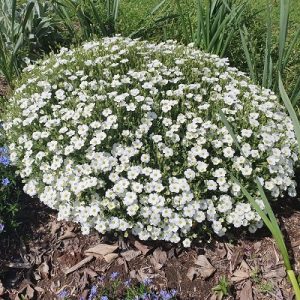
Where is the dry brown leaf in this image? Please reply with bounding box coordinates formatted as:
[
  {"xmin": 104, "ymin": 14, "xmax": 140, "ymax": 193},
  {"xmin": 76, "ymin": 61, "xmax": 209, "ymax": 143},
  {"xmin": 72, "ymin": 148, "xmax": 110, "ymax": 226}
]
[
  {"xmin": 85, "ymin": 243, "xmax": 118, "ymax": 258},
  {"xmin": 153, "ymin": 248, "xmax": 167, "ymax": 266},
  {"xmin": 134, "ymin": 240, "xmax": 151, "ymax": 255},
  {"xmin": 195, "ymin": 255, "xmax": 216, "ymax": 279},
  {"xmin": 186, "ymin": 266, "xmax": 199, "ymax": 281},
  {"xmin": 121, "ymin": 250, "xmax": 141, "ymax": 262},
  {"xmin": 239, "ymin": 280, "xmax": 253, "ymax": 300},
  {"xmin": 103, "ymin": 253, "xmax": 119, "ymax": 263}
]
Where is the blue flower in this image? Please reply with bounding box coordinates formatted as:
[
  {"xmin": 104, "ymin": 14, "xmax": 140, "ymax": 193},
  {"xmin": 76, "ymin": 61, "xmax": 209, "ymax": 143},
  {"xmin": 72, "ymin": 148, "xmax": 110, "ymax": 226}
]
[
  {"xmin": 124, "ymin": 279, "xmax": 131, "ymax": 287},
  {"xmin": 0, "ymin": 156, "xmax": 10, "ymax": 166},
  {"xmin": 0, "ymin": 223, "xmax": 4, "ymax": 233},
  {"xmin": 159, "ymin": 290, "xmax": 173, "ymax": 300},
  {"xmin": 110, "ymin": 271, "xmax": 119, "ymax": 280},
  {"xmin": 88, "ymin": 285, "xmax": 98, "ymax": 300},
  {"xmin": 57, "ymin": 289, "xmax": 69, "ymax": 299},
  {"xmin": 143, "ymin": 278, "xmax": 152, "ymax": 286},
  {"xmin": 2, "ymin": 178, "xmax": 10, "ymax": 186},
  {"xmin": 0, "ymin": 147, "xmax": 8, "ymax": 153},
  {"xmin": 100, "ymin": 296, "xmax": 109, "ymax": 300}
]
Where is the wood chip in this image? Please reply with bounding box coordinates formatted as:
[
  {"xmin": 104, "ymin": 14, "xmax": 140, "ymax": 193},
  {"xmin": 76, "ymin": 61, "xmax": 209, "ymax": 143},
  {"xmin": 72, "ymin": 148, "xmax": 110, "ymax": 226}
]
[
  {"xmin": 263, "ymin": 265, "xmax": 286, "ymax": 279},
  {"xmin": 37, "ymin": 261, "xmax": 50, "ymax": 279},
  {"xmin": 149, "ymin": 256, "xmax": 163, "ymax": 270},
  {"xmin": 230, "ymin": 247, "xmax": 244, "ymax": 273},
  {"xmin": 239, "ymin": 280, "xmax": 253, "ymax": 300},
  {"xmin": 134, "ymin": 240, "xmax": 151, "ymax": 255},
  {"xmin": 121, "ymin": 250, "xmax": 141, "ymax": 262},
  {"xmin": 103, "ymin": 253, "xmax": 119, "ymax": 263},
  {"xmin": 63, "ymin": 256, "xmax": 94, "ymax": 275},
  {"xmin": 232, "ymin": 260, "xmax": 250, "ymax": 283},
  {"xmin": 85, "ymin": 243, "xmax": 118, "ymax": 258},
  {"xmin": 187, "ymin": 266, "xmax": 199, "ymax": 281},
  {"xmin": 84, "ymin": 268, "xmax": 98, "ymax": 278},
  {"xmin": 195, "ymin": 255, "xmax": 216, "ymax": 279},
  {"xmin": 153, "ymin": 248, "xmax": 167, "ymax": 266}
]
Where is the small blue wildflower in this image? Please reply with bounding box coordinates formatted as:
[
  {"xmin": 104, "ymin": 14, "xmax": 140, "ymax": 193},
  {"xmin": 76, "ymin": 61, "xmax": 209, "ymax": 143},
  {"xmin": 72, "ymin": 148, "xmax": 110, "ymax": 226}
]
[
  {"xmin": 170, "ymin": 289, "xmax": 177, "ymax": 297},
  {"xmin": 2, "ymin": 178, "xmax": 10, "ymax": 186},
  {"xmin": 0, "ymin": 147, "xmax": 8, "ymax": 153},
  {"xmin": 57, "ymin": 289, "xmax": 69, "ymax": 299},
  {"xmin": 124, "ymin": 279, "xmax": 131, "ymax": 287},
  {"xmin": 98, "ymin": 275, "xmax": 105, "ymax": 283},
  {"xmin": 100, "ymin": 296, "xmax": 109, "ymax": 300},
  {"xmin": 159, "ymin": 290, "xmax": 173, "ymax": 300},
  {"xmin": 110, "ymin": 271, "xmax": 119, "ymax": 280},
  {"xmin": 0, "ymin": 156, "xmax": 10, "ymax": 166},
  {"xmin": 88, "ymin": 285, "xmax": 98, "ymax": 300},
  {"xmin": 0, "ymin": 223, "xmax": 4, "ymax": 233},
  {"xmin": 143, "ymin": 278, "xmax": 152, "ymax": 286}
]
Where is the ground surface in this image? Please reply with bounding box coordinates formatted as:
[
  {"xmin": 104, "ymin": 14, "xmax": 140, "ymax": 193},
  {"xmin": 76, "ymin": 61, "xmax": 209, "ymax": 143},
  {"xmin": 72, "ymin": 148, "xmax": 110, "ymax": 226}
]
[{"xmin": 0, "ymin": 195, "xmax": 300, "ymax": 300}]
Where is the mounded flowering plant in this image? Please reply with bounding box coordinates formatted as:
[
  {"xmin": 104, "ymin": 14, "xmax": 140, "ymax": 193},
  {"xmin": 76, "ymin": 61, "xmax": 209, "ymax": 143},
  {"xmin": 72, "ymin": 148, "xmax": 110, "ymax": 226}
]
[{"xmin": 3, "ymin": 36, "xmax": 298, "ymax": 244}]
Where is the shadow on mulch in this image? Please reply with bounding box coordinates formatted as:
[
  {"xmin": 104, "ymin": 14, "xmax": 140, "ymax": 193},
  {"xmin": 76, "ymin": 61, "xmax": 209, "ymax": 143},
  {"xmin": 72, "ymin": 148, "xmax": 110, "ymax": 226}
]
[{"xmin": 0, "ymin": 193, "xmax": 53, "ymax": 289}]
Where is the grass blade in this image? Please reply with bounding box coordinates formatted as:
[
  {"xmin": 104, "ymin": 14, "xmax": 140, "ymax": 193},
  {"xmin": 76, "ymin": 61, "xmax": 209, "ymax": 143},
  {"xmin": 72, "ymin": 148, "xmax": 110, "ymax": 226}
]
[
  {"xmin": 278, "ymin": 0, "xmax": 290, "ymax": 73},
  {"xmin": 279, "ymin": 74, "xmax": 300, "ymax": 152}
]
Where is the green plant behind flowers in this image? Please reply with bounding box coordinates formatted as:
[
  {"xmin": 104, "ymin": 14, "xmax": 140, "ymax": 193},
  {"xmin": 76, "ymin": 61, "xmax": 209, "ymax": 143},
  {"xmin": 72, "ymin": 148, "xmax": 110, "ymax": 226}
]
[
  {"xmin": 219, "ymin": 109, "xmax": 300, "ymax": 300},
  {"xmin": 53, "ymin": 0, "xmax": 120, "ymax": 42},
  {"xmin": 133, "ymin": 0, "xmax": 247, "ymax": 57},
  {"xmin": 240, "ymin": 0, "xmax": 300, "ymax": 105},
  {"xmin": 0, "ymin": 0, "xmax": 34, "ymax": 86},
  {"xmin": 0, "ymin": 0, "xmax": 66, "ymax": 88}
]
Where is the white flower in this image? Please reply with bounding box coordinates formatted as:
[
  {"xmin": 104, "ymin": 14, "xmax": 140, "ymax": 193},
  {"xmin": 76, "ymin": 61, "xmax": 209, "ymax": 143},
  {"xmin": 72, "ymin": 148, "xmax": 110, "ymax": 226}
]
[
  {"xmin": 223, "ymin": 147, "xmax": 235, "ymax": 158},
  {"xmin": 182, "ymin": 238, "xmax": 191, "ymax": 248}
]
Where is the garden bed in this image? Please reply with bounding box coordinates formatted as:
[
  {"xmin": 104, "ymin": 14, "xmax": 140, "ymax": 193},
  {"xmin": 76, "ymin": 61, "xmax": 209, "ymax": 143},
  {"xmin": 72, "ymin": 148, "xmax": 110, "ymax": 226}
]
[{"xmin": 0, "ymin": 196, "xmax": 299, "ymax": 299}]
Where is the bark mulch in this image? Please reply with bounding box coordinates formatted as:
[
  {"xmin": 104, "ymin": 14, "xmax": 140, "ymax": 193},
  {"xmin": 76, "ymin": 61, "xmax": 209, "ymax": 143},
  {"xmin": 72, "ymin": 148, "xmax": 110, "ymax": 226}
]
[{"xmin": 0, "ymin": 196, "xmax": 299, "ymax": 300}]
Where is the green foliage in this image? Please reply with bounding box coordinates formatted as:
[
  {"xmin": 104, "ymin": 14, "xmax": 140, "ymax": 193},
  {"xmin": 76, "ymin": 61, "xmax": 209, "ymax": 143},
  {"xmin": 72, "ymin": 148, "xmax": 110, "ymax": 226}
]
[
  {"xmin": 212, "ymin": 276, "xmax": 231, "ymax": 299},
  {"xmin": 131, "ymin": 0, "xmax": 248, "ymax": 57},
  {"xmin": 0, "ymin": 0, "xmax": 65, "ymax": 87},
  {"xmin": 52, "ymin": 0, "xmax": 120, "ymax": 42},
  {"xmin": 239, "ymin": 0, "xmax": 300, "ymax": 104}
]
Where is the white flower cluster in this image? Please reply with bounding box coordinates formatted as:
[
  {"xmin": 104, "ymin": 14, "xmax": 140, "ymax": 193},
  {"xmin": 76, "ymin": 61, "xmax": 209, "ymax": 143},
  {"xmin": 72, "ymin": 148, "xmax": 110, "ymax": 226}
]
[{"xmin": 4, "ymin": 36, "xmax": 298, "ymax": 244}]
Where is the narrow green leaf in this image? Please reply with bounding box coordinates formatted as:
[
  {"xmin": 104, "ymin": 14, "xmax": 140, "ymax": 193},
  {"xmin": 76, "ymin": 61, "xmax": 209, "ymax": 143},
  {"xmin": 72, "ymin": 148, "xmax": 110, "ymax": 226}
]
[
  {"xmin": 240, "ymin": 26, "xmax": 256, "ymax": 82},
  {"xmin": 278, "ymin": 0, "xmax": 290, "ymax": 73},
  {"xmin": 278, "ymin": 74, "xmax": 300, "ymax": 152}
]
